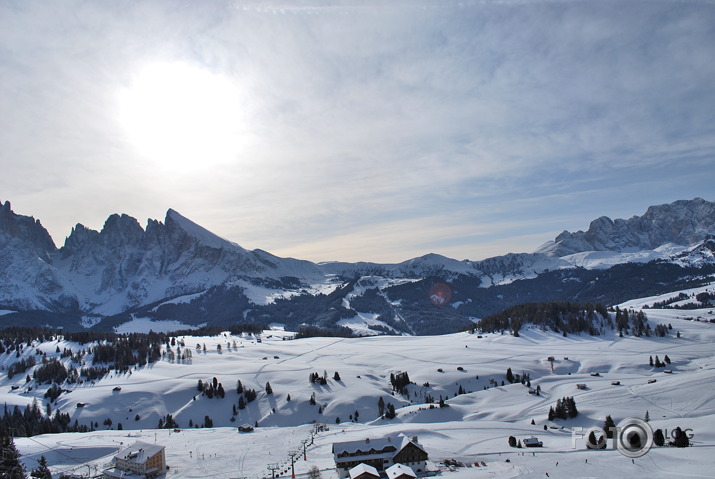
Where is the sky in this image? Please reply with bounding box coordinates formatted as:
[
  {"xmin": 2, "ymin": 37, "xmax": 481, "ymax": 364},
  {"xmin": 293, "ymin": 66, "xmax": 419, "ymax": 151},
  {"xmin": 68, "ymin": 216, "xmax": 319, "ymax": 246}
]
[{"xmin": 1, "ymin": 0, "xmax": 714, "ymax": 264}]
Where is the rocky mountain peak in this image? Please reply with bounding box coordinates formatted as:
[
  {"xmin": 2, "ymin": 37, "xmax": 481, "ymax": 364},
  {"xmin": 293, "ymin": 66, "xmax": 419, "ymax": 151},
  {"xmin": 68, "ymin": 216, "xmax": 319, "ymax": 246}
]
[
  {"xmin": 536, "ymin": 198, "xmax": 715, "ymax": 257},
  {"xmin": 0, "ymin": 200, "xmax": 56, "ymax": 259}
]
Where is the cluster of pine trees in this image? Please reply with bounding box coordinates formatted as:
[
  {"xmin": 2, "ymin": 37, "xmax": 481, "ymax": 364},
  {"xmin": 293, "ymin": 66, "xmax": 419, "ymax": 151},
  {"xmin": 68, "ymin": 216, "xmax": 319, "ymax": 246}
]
[
  {"xmin": 235, "ymin": 380, "xmax": 258, "ymax": 410},
  {"xmin": 197, "ymin": 377, "xmax": 226, "ymax": 398},
  {"xmin": 505, "ymin": 368, "xmax": 531, "ymax": 386},
  {"xmin": 649, "ymin": 355, "xmax": 671, "ymax": 368},
  {"xmin": 0, "ymin": 400, "xmax": 89, "ymax": 437},
  {"xmin": 548, "ymin": 397, "xmax": 578, "ymax": 420},
  {"xmin": 309, "ymin": 371, "xmax": 328, "ymax": 385},
  {"xmin": 473, "ymin": 302, "xmax": 610, "ymax": 336},
  {"xmin": 390, "ymin": 371, "xmax": 411, "ymax": 395}
]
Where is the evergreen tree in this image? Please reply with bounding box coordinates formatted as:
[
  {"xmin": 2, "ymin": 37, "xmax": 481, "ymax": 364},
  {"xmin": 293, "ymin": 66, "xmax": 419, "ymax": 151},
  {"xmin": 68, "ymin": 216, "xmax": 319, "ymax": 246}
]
[
  {"xmin": 333, "ymin": 371, "xmax": 341, "ymax": 381},
  {"xmin": 644, "ymin": 410, "xmax": 650, "ymax": 423},
  {"xmin": 664, "ymin": 355, "xmax": 671, "ymax": 365},
  {"xmin": 308, "ymin": 465, "xmax": 322, "ymax": 479},
  {"xmin": 508, "ymin": 436, "xmax": 516, "ymax": 447},
  {"xmin": 286, "ymin": 394, "xmax": 291, "ymax": 402},
  {"xmin": 603, "ymin": 416, "xmax": 616, "ymax": 438},
  {"xmin": 265, "ymin": 382, "xmax": 273, "ymax": 395},
  {"xmin": 384, "ymin": 403, "xmax": 396, "ymax": 419},
  {"xmin": 31, "ymin": 455, "xmax": 51, "ymax": 479},
  {"xmin": 236, "ymin": 380, "xmax": 243, "ymax": 394},
  {"xmin": 670, "ymin": 427, "xmax": 690, "ymax": 447},
  {"xmin": 586, "ymin": 431, "xmax": 606, "ymax": 449},
  {"xmin": 653, "ymin": 429, "xmax": 665, "ymax": 447},
  {"xmin": 0, "ymin": 433, "xmax": 25, "ymax": 479},
  {"xmin": 378, "ymin": 397, "xmax": 385, "ymax": 416},
  {"xmin": 649, "ymin": 355, "xmax": 653, "ymax": 367},
  {"xmin": 567, "ymin": 397, "xmax": 578, "ymax": 418},
  {"xmin": 506, "ymin": 368, "xmax": 514, "ymax": 383}
]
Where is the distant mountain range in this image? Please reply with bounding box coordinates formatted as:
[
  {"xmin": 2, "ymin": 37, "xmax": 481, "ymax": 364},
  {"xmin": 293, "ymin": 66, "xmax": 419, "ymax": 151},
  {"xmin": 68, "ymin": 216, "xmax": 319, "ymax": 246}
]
[{"xmin": 0, "ymin": 198, "xmax": 713, "ymax": 334}]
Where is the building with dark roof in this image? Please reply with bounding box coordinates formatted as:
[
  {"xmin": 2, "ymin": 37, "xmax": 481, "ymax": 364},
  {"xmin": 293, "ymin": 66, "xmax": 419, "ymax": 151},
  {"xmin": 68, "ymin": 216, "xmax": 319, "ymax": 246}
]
[{"xmin": 332, "ymin": 434, "xmax": 428, "ymax": 478}]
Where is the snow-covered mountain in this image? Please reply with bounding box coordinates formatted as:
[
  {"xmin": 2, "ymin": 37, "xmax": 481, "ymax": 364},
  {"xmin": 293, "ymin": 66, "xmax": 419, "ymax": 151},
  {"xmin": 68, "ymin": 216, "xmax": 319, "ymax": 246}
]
[
  {"xmin": 0, "ymin": 198, "xmax": 713, "ymax": 334},
  {"xmin": 0, "ymin": 202, "xmax": 325, "ymax": 320},
  {"xmin": 536, "ymin": 197, "xmax": 715, "ymax": 257}
]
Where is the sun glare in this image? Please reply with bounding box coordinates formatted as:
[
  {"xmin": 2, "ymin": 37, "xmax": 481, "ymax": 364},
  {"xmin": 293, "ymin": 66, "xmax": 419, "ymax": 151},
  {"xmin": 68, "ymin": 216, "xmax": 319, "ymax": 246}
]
[{"xmin": 118, "ymin": 62, "xmax": 247, "ymax": 171}]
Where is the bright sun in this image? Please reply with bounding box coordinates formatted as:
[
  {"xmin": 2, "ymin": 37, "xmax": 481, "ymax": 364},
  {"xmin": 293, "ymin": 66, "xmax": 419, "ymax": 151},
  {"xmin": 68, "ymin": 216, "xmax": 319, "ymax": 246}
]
[{"xmin": 118, "ymin": 62, "xmax": 247, "ymax": 171}]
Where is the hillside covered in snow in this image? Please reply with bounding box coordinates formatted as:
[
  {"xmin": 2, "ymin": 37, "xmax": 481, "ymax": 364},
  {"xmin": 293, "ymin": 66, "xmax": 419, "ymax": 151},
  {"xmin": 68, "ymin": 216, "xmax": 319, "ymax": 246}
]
[{"xmin": 3, "ymin": 282, "xmax": 714, "ymax": 479}]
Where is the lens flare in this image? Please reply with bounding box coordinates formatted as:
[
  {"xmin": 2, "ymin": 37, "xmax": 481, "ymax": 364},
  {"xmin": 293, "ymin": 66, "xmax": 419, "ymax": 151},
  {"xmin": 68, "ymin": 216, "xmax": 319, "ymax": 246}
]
[{"xmin": 428, "ymin": 282, "xmax": 452, "ymax": 306}]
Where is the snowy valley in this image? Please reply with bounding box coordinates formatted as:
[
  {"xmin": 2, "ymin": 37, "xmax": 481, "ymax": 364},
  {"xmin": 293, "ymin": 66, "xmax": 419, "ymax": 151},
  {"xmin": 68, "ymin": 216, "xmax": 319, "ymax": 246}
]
[{"xmin": 3, "ymin": 282, "xmax": 715, "ymax": 479}]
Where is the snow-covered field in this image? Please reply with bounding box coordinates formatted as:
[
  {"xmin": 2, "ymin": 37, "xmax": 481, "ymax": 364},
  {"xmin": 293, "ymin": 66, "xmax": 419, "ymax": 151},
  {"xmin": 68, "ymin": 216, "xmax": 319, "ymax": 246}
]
[{"xmin": 7, "ymin": 285, "xmax": 715, "ymax": 479}]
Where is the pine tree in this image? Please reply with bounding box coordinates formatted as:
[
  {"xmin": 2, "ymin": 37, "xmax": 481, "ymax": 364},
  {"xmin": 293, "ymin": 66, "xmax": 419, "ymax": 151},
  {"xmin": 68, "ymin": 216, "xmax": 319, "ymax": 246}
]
[
  {"xmin": 664, "ymin": 355, "xmax": 671, "ymax": 365},
  {"xmin": 308, "ymin": 465, "xmax": 321, "ymax": 479},
  {"xmin": 333, "ymin": 371, "xmax": 341, "ymax": 381},
  {"xmin": 568, "ymin": 397, "xmax": 578, "ymax": 418},
  {"xmin": 265, "ymin": 382, "xmax": 273, "ymax": 395},
  {"xmin": 670, "ymin": 427, "xmax": 690, "ymax": 447},
  {"xmin": 653, "ymin": 429, "xmax": 665, "ymax": 447},
  {"xmin": 30, "ymin": 455, "xmax": 51, "ymax": 479},
  {"xmin": 286, "ymin": 394, "xmax": 291, "ymax": 402},
  {"xmin": 378, "ymin": 397, "xmax": 385, "ymax": 416},
  {"xmin": 586, "ymin": 431, "xmax": 597, "ymax": 449},
  {"xmin": 649, "ymin": 355, "xmax": 653, "ymax": 367},
  {"xmin": 236, "ymin": 380, "xmax": 243, "ymax": 394},
  {"xmin": 603, "ymin": 415, "xmax": 616, "ymax": 438},
  {"xmin": 506, "ymin": 367, "xmax": 514, "ymax": 383},
  {"xmin": 0, "ymin": 433, "xmax": 26, "ymax": 479},
  {"xmin": 385, "ymin": 403, "xmax": 396, "ymax": 419},
  {"xmin": 644, "ymin": 410, "xmax": 650, "ymax": 423}
]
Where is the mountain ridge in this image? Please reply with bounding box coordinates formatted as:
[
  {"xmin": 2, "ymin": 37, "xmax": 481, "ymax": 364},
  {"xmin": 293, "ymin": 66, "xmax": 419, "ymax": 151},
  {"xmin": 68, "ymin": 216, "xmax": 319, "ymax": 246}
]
[{"xmin": 0, "ymin": 198, "xmax": 713, "ymax": 334}]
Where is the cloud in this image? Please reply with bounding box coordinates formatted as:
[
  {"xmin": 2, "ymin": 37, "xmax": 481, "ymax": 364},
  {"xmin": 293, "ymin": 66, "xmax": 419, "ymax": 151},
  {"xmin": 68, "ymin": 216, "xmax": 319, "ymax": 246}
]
[{"xmin": 1, "ymin": 0, "xmax": 714, "ymax": 262}]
